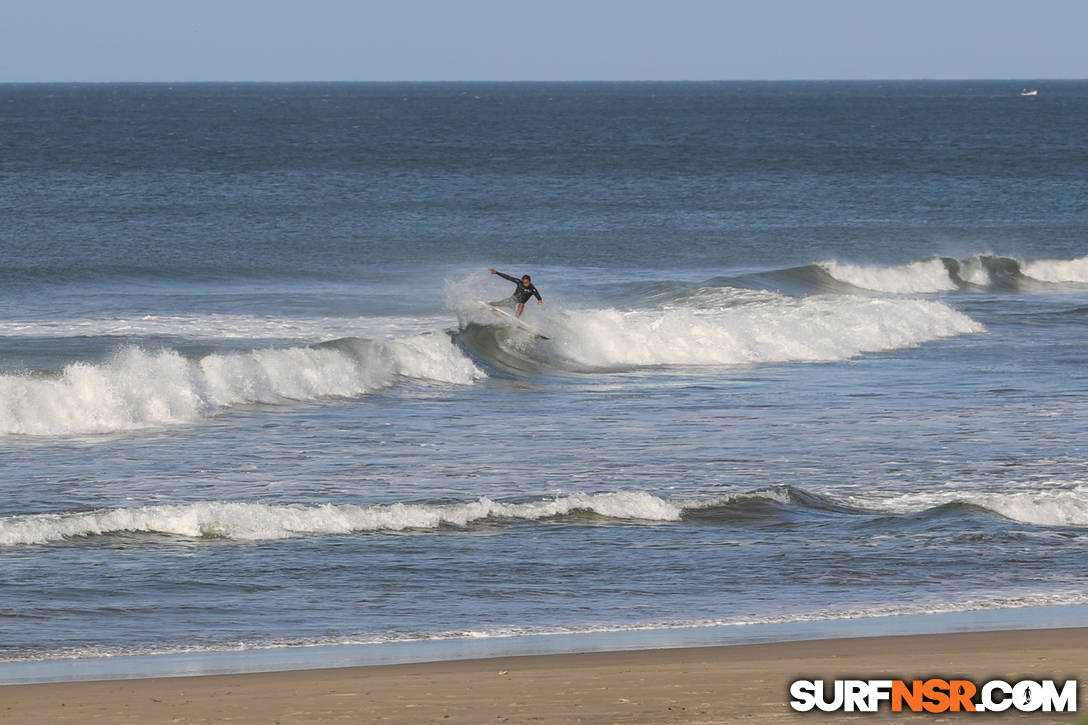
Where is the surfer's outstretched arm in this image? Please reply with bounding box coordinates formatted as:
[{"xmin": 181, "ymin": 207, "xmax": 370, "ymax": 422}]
[{"xmin": 489, "ymin": 268, "xmax": 520, "ymax": 284}]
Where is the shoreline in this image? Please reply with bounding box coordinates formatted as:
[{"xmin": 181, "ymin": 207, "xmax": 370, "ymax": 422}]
[
  {"xmin": 3, "ymin": 603, "xmax": 1087, "ymax": 686},
  {"xmin": 2, "ymin": 627, "xmax": 1085, "ymax": 724}
]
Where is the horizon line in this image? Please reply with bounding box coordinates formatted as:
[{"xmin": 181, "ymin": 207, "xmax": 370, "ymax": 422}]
[{"xmin": 0, "ymin": 77, "xmax": 1082, "ymax": 86}]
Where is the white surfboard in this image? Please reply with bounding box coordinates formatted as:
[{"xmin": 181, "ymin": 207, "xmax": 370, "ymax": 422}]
[{"xmin": 476, "ymin": 301, "xmax": 550, "ymax": 340}]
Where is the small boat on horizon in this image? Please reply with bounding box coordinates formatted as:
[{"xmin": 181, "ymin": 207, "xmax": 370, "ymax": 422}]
[{"xmin": 1021, "ymin": 88, "xmax": 1039, "ymax": 96}]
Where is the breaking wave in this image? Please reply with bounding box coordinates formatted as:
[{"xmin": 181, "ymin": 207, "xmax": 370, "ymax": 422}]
[
  {"xmin": 1021, "ymin": 256, "xmax": 1088, "ymax": 284},
  {"xmin": 4, "ymin": 484, "xmax": 1084, "ymax": 547},
  {"xmin": 0, "ymin": 334, "xmax": 483, "ymax": 437},
  {"xmin": 816, "ymin": 254, "xmax": 1088, "ymax": 294},
  {"xmin": 458, "ymin": 294, "xmax": 983, "ymax": 371},
  {"xmin": 850, "ymin": 484, "xmax": 1088, "ymax": 528},
  {"xmin": 0, "ymin": 492, "xmax": 681, "ymax": 545},
  {"xmin": 820, "ymin": 258, "xmax": 961, "ymax": 294}
]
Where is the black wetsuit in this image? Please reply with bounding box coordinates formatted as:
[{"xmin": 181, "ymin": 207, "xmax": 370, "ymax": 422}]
[{"xmin": 494, "ymin": 271, "xmax": 542, "ymax": 304}]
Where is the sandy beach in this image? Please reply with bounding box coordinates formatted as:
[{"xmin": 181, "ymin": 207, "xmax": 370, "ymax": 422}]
[{"xmin": 2, "ymin": 628, "xmax": 1084, "ymax": 724}]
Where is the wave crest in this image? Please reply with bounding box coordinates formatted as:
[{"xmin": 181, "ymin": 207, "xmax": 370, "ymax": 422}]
[
  {"xmin": 0, "ymin": 334, "xmax": 483, "ymax": 437},
  {"xmin": 0, "ymin": 492, "xmax": 681, "ymax": 545},
  {"xmin": 855, "ymin": 485, "xmax": 1088, "ymax": 528},
  {"xmin": 1021, "ymin": 256, "xmax": 1088, "ymax": 284},
  {"xmin": 817, "ymin": 254, "xmax": 1088, "ymax": 293},
  {"xmin": 504, "ymin": 296, "xmax": 982, "ymax": 369},
  {"xmin": 820, "ymin": 258, "xmax": 960, "ymax": 294},
  {"xmin": 6, "ymin": 484, "xmax": 1084, "ymax": 547}
]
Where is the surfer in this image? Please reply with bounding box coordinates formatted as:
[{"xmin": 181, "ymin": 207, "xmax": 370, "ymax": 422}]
[{"xmin": 488, "ymin": 268, "xmax": 542, "ymax": 318}]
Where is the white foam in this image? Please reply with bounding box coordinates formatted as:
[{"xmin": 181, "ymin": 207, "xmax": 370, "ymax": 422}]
[
  {"xmin": 0, "ymin": 492, "xmax": 681, "ymax": 545},
  {"xmin": 848, "ymin": 483, "xmax": 1088, "ymax": 528},
  {"xmin": 544, "ymin": 295, "xmax": 983, "ymax": 368},
  {"xmin": 978, "ymin": 489, "xmax": 1088, "ymax": 527},
  {"xmin": 10, "ymin": 587, "xmax": 1088, "ymax": 663},
  {"xmin": 667, "ymin": 286, "xmax": 784, "ymax": 310},
  {"xmin": 0, "ymin": 314, "xmax": 451, "ymax": 341},
  {"xmin": 1022, "ymin": 256, "xmax": 1088, "ymax": 284},
  {"xmin": 820, "ymin": 258, "xmax": 959, "ymax": 293},
  {"xmin": 0, "ymin": 334, "xmax": 483, "ymax": 436}
]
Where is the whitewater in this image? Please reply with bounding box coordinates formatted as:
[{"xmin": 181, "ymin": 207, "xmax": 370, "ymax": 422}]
[
  {"xmin": 0, "ymin": 334, "xmax": 482, "ymax": 436},
  {"xmin": 0, "ymin": 270, "xmax": 990, "ymax": 436},
  {"xmin": 5, "ymin": 483, "xmax": 1088, "ymax": 547}
]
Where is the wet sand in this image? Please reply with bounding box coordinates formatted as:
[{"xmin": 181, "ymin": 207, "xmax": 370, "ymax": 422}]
[{"xmin": 2, "ymin": 628, "xmax": 1085, "ymax": 724}]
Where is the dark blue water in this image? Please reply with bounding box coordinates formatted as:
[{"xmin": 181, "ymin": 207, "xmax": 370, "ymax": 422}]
[{"xmin": 1, "ymin": 81, "xmax": 1086, "ymax": 664}]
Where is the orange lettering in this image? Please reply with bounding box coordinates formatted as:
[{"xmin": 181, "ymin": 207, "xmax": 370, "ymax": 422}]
[
  {"xmin": 948, "ymin": 680, "xmax": 977, "ymax": 711},
  {"xmin": 922, "ymin": 678, "xmax": 951, "ymax": 713},
  {"xmin": 892, "ymin": 680, "xmax": 924, "ymax": 712}
]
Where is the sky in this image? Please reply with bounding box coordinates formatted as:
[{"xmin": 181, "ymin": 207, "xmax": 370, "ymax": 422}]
[{"xmin": 2, "ymin": 0, "xmax": 1085, "ymax": 83}]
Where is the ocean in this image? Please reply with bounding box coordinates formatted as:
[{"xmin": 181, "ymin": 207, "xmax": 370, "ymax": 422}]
[{"xmin": 1, "ymin": 80, "xmax": 1086, "ymax": 674}]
